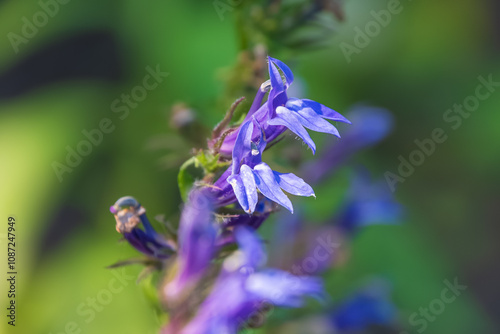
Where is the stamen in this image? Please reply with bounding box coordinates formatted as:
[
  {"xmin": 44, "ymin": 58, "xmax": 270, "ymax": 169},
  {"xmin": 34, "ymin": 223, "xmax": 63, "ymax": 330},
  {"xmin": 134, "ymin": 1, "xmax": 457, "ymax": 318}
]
[{"xmin": 260, "ymin": 80, "xmax": 271, "ymax": 92}]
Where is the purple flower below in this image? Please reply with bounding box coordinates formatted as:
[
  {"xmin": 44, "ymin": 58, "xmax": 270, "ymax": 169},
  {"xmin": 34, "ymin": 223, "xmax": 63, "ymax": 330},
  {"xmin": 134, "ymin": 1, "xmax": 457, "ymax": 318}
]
[
  {"xmin": 164, "ymin": 190, "xmax": 218, "ymax": 300},
  {"xmin": 178, "ymin": 226, "xmax": 324, "ymax": 334}
]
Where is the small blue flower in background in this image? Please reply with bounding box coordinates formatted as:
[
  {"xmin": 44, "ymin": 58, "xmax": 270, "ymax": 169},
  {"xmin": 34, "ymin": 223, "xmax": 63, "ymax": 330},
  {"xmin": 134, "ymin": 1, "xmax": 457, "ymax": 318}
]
[
  {"xmin": 266, "ymin": 107, "xmax": 401, "ymax": 276},
  {"xmin": 331, "ymin": 280, "xmax": 397, "ymax": 331},
  {"xmin": 303, "ymin": 105, "xmax": 394, "ymax": 184},
  {"xmin": 269, "ymin": 170, "xmax": 403, "ymax": 275},
  {"xmin": 179, "ymin": 226, "xmax": 324, "ymax": 334},
  {"xmin": 267, "ymin": 279, "xmax": 400, "ymax": 334},
  {"xmin": 110, "ymin": 196, "xmax": 174, "ymax": 259},
  {"xmin": 228, "ymin": 119, "xmax": 315, "ymax": 213},
  {"xmin": 337, "ymin": 169, "xmax": 404, "ymax": 234}
]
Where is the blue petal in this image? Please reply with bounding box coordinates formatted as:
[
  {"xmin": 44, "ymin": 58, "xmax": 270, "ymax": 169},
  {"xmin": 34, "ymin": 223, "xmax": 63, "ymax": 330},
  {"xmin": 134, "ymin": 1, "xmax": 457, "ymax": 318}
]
[
  {"xmin": 268, "ymin": 58, "xmax": 285, "ymax": 92},
  {"xmin": 269, "ymin": 56, "xmax": 294, "ymax": 87},
  {"xmin": 252, "ymin": 163, "xmax": 294, "ymax": 213},
  {"xmin": 294, "ymin": 106, "xmax": 341, "ymax": 138},
  {"xmin": 273, "ymin": 171, "xmax": 315, "ymax": 197},
  {"xmin": 228, "ymin": 168, "xmax": 257, "ymax": 214},
  {"xmin": 253, "ymin": 118, "xmax": 267, "ymax": 153},
  {"xmin": 234, "ymin": 226, "xmax": 267, "ymax": 270},
  {"xmin": 245, "ymin": 269, "xmax": 325, "ymax": 307},
  {"xmin": 232, "ymin": 120, "xmax": 254, "ymax": 174},
  {"xmin": 240, "ymin": 164, "xmax": 259, "ymax": 213},
  {"xmin": 166, "ymin": 190, "xmax": 217, "ymax": 299},
  {"xmin": 178, "ymin": 191, "xmax": 216, "ymax": 274},
  {"xmin": 268, "ymin": 106, "xmax": 316, "ymax": 154},
  {"xmin": 266, "ymin": 59, "xmax": 287, "ymax": 120},
  {"xmin": 123, "ymin": 229, "xmax": 159, "ymax": 258},
  {"xmin": 180, "ymin": 273, "xmax": 248, "ymax": 333},
  {"xmin": 302, "ymin": 99, "xmax": 351, "ymax": 123}
]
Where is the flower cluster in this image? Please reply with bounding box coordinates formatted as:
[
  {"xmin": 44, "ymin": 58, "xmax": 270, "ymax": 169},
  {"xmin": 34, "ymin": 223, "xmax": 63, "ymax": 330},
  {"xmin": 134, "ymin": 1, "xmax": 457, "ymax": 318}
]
[
  {"xmin": 168, "ymin": 221, "xmax": 324, "ymax": 333},
  {"xmin": 107, "ymin": 57, "xmax": 392, "ymax": 334},
  {"xmin": 212, "ymin": 57, "xmax": 350, "ymax": 213}
]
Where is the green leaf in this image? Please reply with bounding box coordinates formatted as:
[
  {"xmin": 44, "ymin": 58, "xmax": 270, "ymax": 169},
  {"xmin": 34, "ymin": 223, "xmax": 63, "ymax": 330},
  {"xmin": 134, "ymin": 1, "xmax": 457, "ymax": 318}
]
[
  {"xmin": 197, "ymin": 151, "xmax": 219, "ymax": 173},
  {"xmin": 178, "ymin": 156, "xmax": 197, "ymax": 202},
  {"xmin": 178, "ymin": 151, "xmax": 231, "ymax": 202}
]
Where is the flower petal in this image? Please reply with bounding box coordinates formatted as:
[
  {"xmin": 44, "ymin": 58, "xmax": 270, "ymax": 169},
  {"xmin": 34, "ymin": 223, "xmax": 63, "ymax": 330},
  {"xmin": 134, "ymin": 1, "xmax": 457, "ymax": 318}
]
[
  {"xmin": 268, "ymin": 58, "xmax": 285, "ymax": 92},
  {"xmin": 228, "ymin": 167, "xmax": 258, "ymax": 214},
  {"xmin": 295, "ymin": 106, "xmax": 341, "ymax": 137},
  {"xmin": 302, "ymin": 99, "xmax": 351, "ymax": 123},
  {"xmin": 234, "ymin": 226, "xmax": 267, "ymax": 270},
  {"xmin": 232, "ymin": 120, "xmax": 254, "ymax": 174},
  {"xmin": 245, "ymin": 269, "xmax": 325, "ymax": 307},
  {"xmin": 273, "ymin": 171, "xmax": 315, "ymax": 197},
  {"xmin": 166, "ymin": 190, "xmax": 216, "ymax": 299},
  {"xmin": 252, "ymin": 163, "xmax": 294, "ymax": 213},
  {"xmin": 253, "ymin": 118, "xmax": 267, "ymax": 153},
  {"xmin": 178, "ymin": 191, "xmax": 216, "ymax": 274},
  {"xmin": 240, "ymin": 164, "xmax": 259, "ymax": 213},
  {"xmin": 266, "ymin": 59, "xmax": 288, "ymax": 119},
  {"xmin": 269, "ymin": 56, "xmax": 294, "ymax": 87},
  {"xmin": 267, "ymin": 106, "xmax": 316, "ymax": 153}
]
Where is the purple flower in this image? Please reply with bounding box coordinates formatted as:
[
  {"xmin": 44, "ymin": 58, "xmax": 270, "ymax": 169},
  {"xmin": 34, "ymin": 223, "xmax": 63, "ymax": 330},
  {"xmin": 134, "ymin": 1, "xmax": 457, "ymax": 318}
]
[
  {"xmin": 110, "ymin": 196, "xmax": 174, "ymax": 259},
  {"xmin": 218, "ymin": 57, "xmax": 350, "ymax": 156},
  {"xmin": 178, "ymin": 227, "xmax": 324, "ymax": 334},
  {"xmin": 227, "ymin": 119, "xmax": 315, "ymax": 213},
  {"xmin": 164, "ymin": 190, "xmax": 218, "ymax": 300},
  {"xmin": 212, "ymin": 57, "xmax": 350, "ymax": 213}
]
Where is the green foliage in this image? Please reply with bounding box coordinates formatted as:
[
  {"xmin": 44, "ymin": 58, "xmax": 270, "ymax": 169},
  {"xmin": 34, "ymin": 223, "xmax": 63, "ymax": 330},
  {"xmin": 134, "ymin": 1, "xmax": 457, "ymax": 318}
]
[{"xmin": 177, "ymin": 151, "xmax": 230, "ymax": 202}]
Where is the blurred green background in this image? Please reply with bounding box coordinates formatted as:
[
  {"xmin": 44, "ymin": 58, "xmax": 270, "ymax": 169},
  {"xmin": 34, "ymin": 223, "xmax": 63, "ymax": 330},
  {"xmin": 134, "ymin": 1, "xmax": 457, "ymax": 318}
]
[{"xmin": 0, "ymin": 0, "xmax": 499, "ymax": 333}]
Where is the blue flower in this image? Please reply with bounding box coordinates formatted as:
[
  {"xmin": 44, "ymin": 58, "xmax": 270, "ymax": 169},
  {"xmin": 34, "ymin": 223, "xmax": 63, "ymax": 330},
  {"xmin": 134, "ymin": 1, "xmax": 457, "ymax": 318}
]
[
  {"xmin": 213, "ymin": 57, "xmax": 350, "ymax": 213},
  {"xmin": 227, "ymin": 119, "xmax": 315, "ymax": 213},
  {"xmin": 302, "ymin": 105, "xmax": 394, "ymax": 184},
  {"xmin": 218, "ymin": 56, "xmax": 350, "ymax": 156},
  {"xmin": 331, "ymin": 280, "xmax": 397, "ymax": 331},
  {"xmin": 261, "ymin": 57, "xmax": 350, "ymax": 154},
  {"xmin": 179, "ymin": 227, "xmax": 324, "ymax": 334},
  {"xmin": 337, "ymin": 169, "xmax": 403, "ymax": 234},
  {"xmin": 110, "ymin": 196, "xmax": 174, "ymax": 259}
]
